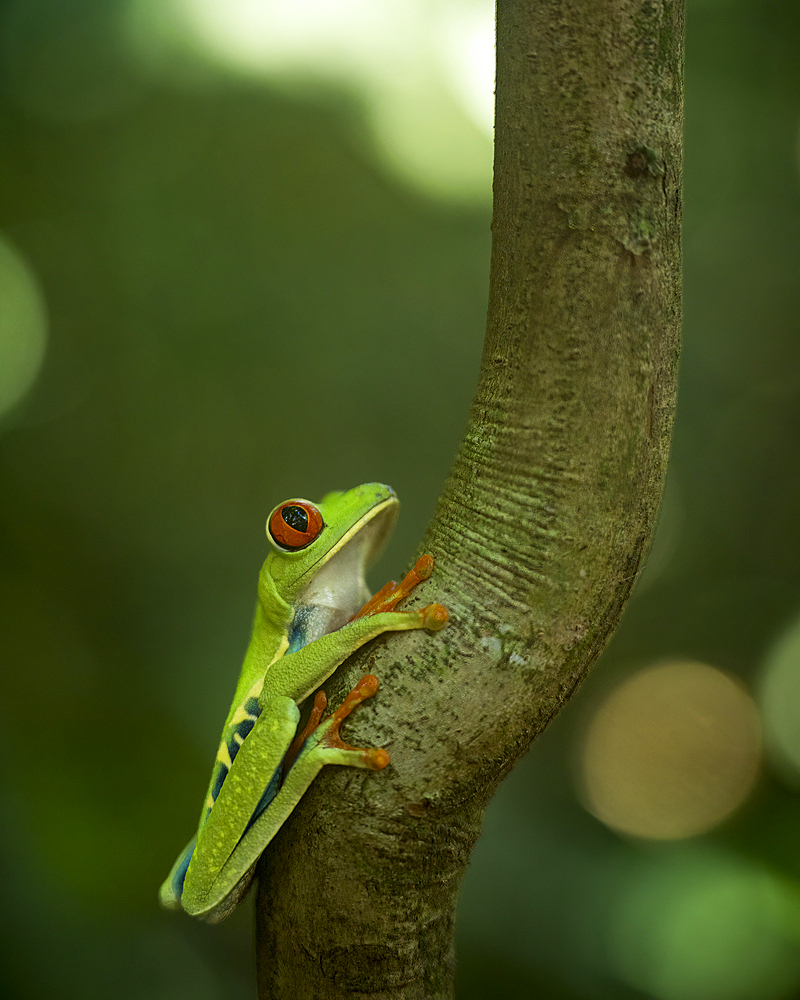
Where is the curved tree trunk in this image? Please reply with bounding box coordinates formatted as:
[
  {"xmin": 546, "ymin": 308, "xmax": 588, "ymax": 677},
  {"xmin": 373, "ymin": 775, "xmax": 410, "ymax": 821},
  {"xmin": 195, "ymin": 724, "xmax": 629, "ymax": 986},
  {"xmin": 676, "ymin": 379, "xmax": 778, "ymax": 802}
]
[{"xmin": 255, "ymin": 1, "xmax": 683, "ymax": 996}]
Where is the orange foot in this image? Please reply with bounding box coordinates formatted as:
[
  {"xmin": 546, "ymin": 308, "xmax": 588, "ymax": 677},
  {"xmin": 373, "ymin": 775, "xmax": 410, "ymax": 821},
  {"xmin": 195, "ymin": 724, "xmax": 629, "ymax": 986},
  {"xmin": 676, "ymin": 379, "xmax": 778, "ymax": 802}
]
[
  {"xmin": 283, "ymin": 675, "xmax": 389, "ymax": 774},
  {"xmin": 353, "ymin": 554, "xmax": 436, "ymax": 618}
]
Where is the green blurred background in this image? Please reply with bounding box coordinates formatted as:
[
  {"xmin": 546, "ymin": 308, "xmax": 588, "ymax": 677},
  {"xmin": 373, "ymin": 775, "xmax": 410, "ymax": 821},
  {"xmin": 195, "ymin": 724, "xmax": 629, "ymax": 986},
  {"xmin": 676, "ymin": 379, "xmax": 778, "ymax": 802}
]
[{"xmin": 1, "ymin": 1, "xmax": 799, "ymax": 998}]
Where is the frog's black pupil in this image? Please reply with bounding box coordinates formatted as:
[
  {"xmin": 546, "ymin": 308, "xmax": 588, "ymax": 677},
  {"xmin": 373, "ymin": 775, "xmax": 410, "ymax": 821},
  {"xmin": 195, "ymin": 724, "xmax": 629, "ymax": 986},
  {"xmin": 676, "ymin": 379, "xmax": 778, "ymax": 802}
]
[{"xmin": 282, "ymin": 505, "xmax": 309, "ymax": 533}]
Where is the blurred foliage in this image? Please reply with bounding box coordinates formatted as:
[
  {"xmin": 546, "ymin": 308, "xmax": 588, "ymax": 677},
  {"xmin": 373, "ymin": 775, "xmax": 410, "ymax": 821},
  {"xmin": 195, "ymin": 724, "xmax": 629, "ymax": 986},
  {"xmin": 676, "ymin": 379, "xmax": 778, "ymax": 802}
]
[{"xmin": 1, "ymin": 1, "xmax": 799, "ymax": 999}]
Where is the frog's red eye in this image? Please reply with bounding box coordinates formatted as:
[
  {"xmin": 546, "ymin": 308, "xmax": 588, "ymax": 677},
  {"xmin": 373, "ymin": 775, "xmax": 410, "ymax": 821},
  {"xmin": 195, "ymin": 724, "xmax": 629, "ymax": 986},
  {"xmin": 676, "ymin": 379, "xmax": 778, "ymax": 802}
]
[{"xmin": 268, "ymin": 500, "xmax": 324, "ymax": 551}]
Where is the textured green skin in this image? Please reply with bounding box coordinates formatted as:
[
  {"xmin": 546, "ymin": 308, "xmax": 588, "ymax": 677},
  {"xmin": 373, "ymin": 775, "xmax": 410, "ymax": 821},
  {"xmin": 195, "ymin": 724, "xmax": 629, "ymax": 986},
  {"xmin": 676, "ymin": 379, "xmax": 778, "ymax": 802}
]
[{"xmin": 158, "ymin": 483, "xmax": 439, "ymax": 922}]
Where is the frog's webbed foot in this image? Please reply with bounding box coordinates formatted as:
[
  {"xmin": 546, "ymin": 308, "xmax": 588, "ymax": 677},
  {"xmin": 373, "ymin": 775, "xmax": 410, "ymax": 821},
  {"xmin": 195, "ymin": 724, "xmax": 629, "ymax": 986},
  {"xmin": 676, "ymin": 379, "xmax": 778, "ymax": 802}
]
[
  {"xmin": 284, "ymin": 675, "xmax": 389, "ymax": 774},
  {"xmin": 353, "ymin": 554, "xmax": 448, "ymax": 633},
  {"xmin": 353, "ymin": 554, "xmax": 435, "ymax": 618},
  {"xmin": 316, "ymin": 674, "xmax": 390, "ymax": 767}
]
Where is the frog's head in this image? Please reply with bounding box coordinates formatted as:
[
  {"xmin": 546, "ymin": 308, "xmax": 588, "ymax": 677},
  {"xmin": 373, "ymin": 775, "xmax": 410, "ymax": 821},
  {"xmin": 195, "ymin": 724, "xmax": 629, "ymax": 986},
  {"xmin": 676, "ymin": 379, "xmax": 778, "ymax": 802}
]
[{"xmin": 261, "ymin": 482, "xmax": 399, "ymax": 625}]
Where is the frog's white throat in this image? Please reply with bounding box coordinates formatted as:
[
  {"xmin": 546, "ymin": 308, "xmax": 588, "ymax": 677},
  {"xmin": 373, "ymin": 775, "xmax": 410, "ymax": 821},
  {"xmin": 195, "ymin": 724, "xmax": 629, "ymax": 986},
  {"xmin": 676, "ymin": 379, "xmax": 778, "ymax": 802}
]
[{"xmin": 293, "ymin": 501, "xmax": 397, "ymax": 644}]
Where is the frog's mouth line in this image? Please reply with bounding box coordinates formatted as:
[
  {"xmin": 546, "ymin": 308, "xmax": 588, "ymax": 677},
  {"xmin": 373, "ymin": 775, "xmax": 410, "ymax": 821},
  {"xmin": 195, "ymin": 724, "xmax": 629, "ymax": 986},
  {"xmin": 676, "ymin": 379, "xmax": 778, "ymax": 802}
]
[{"xmin": 324, "ymin": 495, "xmax": 398, "ymax": 567}]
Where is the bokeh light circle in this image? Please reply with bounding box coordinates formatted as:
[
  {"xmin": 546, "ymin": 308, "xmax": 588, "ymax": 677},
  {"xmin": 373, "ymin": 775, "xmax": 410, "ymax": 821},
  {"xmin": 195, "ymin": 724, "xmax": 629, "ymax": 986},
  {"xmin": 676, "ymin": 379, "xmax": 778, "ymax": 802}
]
[
  {"xmin": 126, "ymin": 0, "xmax": 494, "ymax": 202},
  {"xmin": 608, "ymin": 851, "xmax": 800, "ymax": 1000},
  {"xmin": 579, "ymin": 660, "xmax": 762, "ymax": 839},
  {"xmin": 0, "ymin": 236, "xmax": 48, "ymax": 419}
]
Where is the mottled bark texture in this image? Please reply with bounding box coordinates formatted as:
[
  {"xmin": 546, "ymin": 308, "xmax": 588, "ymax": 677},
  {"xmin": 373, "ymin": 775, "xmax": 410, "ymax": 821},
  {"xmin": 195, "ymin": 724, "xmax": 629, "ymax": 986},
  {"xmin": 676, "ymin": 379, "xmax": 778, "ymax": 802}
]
[{"xmin": 255, "ymin": 1, "xmax": 683, "ymax": 996}]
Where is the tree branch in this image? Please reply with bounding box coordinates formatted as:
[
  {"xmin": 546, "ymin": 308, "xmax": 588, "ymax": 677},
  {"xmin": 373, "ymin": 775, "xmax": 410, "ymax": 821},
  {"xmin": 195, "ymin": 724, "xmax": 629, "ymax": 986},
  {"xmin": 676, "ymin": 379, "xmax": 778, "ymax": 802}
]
[{"xmin": 255, "ymin": 1, "xmax": 682, "ymax": 996}]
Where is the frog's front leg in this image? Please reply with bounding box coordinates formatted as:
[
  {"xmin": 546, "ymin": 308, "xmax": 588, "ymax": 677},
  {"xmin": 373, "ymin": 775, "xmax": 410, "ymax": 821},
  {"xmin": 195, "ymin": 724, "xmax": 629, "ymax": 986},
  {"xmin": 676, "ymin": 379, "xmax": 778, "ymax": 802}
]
[{"xmin": 262, "ymin": 599, "xmax": 448, "ymax": 704}]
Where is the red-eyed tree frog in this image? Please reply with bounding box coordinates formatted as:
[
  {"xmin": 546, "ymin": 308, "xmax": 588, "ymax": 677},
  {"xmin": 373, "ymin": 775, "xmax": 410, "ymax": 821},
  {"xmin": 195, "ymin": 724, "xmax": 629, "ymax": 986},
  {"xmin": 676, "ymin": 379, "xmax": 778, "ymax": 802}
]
[{"xmin": 159, "ymin": 482, "xmax": 448, "ymax": 922}]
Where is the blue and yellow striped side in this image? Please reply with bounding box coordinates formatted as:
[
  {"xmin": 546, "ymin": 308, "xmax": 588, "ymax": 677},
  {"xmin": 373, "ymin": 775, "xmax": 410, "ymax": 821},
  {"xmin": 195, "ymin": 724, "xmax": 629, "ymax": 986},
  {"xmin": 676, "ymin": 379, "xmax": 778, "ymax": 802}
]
[{"xmin": 199, "ymin": 684, "xmax": 263, "ymax": 831}]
